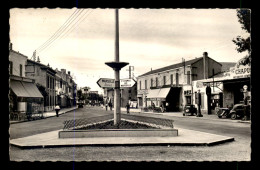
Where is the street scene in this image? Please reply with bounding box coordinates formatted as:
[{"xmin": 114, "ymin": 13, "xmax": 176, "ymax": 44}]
[{"xmin": 9, "ymin": 8, "xmax": 251, "ymax": 162}]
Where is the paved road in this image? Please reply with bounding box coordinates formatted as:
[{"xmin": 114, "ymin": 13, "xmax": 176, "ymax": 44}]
[{"xmin": 9, "ymin": 106, "xmax": 251, "ymax": 161}]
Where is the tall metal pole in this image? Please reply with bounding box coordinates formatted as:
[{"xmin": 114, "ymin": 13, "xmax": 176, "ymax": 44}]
[{"xmin": 114, "ymin": 9, "xmax": 121, "ymax": 125}]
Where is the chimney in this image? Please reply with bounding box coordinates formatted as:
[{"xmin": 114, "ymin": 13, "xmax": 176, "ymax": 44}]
[
  {"xmin": 203, "ymin": 52, "xmax": 208, "ymax": 79},
  {"xmin": 37, "ymin": 56, "xmax": 40, "ymax": 63},
  {"xmin": 151, "ymin": 68, "xmax": 152, "ymax": 71},
  {"xmin": 68, "ymin": 71, "xmax": 70, "ymax": 75},
  {"xmin": 61, "ymin": 69, "xmax": 66, "ymax": 73}
]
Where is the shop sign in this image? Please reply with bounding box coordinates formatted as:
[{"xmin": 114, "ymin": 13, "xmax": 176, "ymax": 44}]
[
  {"xmin": 146, "ymin": 98, "xmax": 166, "ymax": 101},
  {"xmin": 230, "ymin": 64, "xmax": 250, "ymax": 79},
  {"xmin": 184, "ymin": 90, "xmax": 192, "ymax": 95}
]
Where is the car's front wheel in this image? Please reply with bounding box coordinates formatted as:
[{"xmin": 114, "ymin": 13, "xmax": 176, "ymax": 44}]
[{"xmin": 230, "ymin": 113, "xmax": 237, "ymax": 120}]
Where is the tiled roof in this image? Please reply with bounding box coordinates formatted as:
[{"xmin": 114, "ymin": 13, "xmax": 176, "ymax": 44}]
[
  {"xmin": 9, "ymin": 50, "xmax": 28, "ymax": 59},
  {"xmin": 219, "ymin": 62, "xmax": 236, "ymax": 72},
  {"xmin": 138, "ymin": 57, "xmax": 203, "ymax": 77},
  {"xmin": 27, "ymin": 59, "xmax": 56, "ymax": 73}
]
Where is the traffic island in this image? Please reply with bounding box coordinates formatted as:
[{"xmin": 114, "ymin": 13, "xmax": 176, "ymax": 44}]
[
  {"xmin": 59, "ymin": 119, "xmax": 178, "ymax": 138},
  {"xmin": 10, "ymin": 116, "xmax": 234, "ymax": 148}
]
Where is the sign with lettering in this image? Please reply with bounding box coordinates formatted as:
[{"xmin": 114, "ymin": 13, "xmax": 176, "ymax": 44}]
[
  {"xmin": 120, "ymin": 79, "xmax": 136, "ymax": 87},
  {"xmin": 97, "ymin": 78, "xmax": 115, "ymax": 88},
  {"xmin": 97, "ymin": 78, "xmax": 136, "ymax": 88},
  {"xmin": 184, "ymin": 90, "xmax": 192, "ymax": 95},
  {"xmin": 230, "ymin": 64, "xmax": 250, "ymax": 79},
  {"xmin": 146, "ymin": 98, "xmax": 166, "ymax": 101}
]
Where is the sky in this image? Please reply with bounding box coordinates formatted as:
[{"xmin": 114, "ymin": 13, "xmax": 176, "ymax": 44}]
[{"xmin": 9, "ymin": 8, "xmax": 249, "ymax": 94}]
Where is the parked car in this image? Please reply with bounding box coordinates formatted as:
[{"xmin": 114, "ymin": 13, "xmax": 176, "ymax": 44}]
[
  {"xmin": 218, "ymin": 104, "xmax": 250, "ymax": 120},
  {"xmin": 183, "ymin": 104, "xmax": 197, "ymax": 116},
  {"xmin": 77, "ymin": 101, "xmax": 84, "ymax": 108},
  {"xmin": 216, "ymin": 107, "xmax": 231, "ymax": 118},
  {"xmin": 228, "ymin": 104, "xmax": 250, "ymax": 120}
]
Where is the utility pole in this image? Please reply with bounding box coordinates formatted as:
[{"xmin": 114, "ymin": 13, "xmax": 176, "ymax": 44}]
[
  {"xmin": 126, "ymin": 66, "xmax": 134, "ymax": 79},
  {"xmin": 105, "ymin": 9, "xmax": 129, "ymax": 126}
]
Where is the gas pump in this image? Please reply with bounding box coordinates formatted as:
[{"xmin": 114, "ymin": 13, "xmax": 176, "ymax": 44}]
[{"xmin": 196, "ymin": 90, "xmax": 203, "ymax": 117}]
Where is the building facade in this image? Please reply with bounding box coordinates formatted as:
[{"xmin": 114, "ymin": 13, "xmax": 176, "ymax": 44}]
[
  {"xmin": 25, "ymin": 60, "xmax": 56, "ymax": 111},
  {"xmin": 137, "ymin": 52, "xmax": 223, "ymax": 112},
  {"xmin": 9, "ymin": 47, "xmax": 44, "ymax": 119},
  {"xmin": 103, "ymin": 82, "xmax": 137, "ymax": 108},
  {"xmin": 200, "ymin": 56, "xmax": 251, "ymax": 114}
]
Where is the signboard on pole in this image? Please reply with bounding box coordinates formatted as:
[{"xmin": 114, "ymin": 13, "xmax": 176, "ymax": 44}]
[
  {"xmin": 120, "ymin": 79, "xmax": 136, "ymax": 87},
  {"xmin": 97, "ymin": 78, "xmax": 136, "ymax": 88},
  {"xmin": 97, "ymin": 78, "xmax": 115, "ymax": 88}
]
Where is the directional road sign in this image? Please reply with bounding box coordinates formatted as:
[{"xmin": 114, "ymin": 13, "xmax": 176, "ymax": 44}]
[
  {"xmin": 97, "ymin": 78, "xmax": 136, "ymax": 88},
  {"xmin": 120, "ymin": 78, "xmax": 136, "ymax": 87},
  {"xmin": 97, "ymin": 78, "xmax": 115, "ymax": 88}
]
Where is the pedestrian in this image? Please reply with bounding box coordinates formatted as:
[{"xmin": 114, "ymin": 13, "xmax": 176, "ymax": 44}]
[
  {"xmin": 126, "ymin": 103, "xmax": 130, "ymax": 114},
  {"xmin": 151, "ymin": 102, "xmax": 155, "ymax": 111},
  {"xmin": 160, "ymin": 104, "xmax": 164, "ymax": 113},
  {"xmin": 109, "ymin": 102, "xmax": 112, "ymax": 111},
  {"xmin": 55, "ymin": 105, "xmax": 60, "ymax": 117},
  {"xmin": 165, "ymin": 102, "xmax": 169, "ymax": 112},
  {"xmin": 105, "ymin": 103, "xmax": 108, "ymax": 111}
]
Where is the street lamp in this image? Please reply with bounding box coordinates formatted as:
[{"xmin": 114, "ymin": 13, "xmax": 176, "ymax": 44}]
[{"xmin": 105, "ymin": 9, "xmax": 129, "ymax": 126}]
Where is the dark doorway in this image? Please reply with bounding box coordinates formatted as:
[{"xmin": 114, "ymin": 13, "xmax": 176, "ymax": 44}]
[{"xmin": 166, "ymin": 87, "xmax": 181, "ymax": 112}]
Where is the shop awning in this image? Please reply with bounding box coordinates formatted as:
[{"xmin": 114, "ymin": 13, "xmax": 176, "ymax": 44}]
[
  {"xmin": 21, "ymin": 81, "xmax": 43, "ymax": 98},
  {"xmin": 10, "ymin": 80, "xmax": 43, "ymax": 98},
  {"xmin": 146, "ymin": 88, "xmax": 171, "ymax": 101}
]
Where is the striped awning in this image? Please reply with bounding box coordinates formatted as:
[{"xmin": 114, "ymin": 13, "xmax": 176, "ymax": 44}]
[
  {"xmin": 146, "ymin": 88, "xmax": 171, "ymax": 101},
  {"xmin": 10, "ymin": 80, "xmax": 43, "ymax": 98}
]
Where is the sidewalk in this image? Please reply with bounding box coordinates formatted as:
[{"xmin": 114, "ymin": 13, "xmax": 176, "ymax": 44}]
[
  {"xmin": 10, "ymin": 106, "xmax": 78, "ymax": 124},
  {"xmin": 119, "ymin": 107, "xmax": 251, "ymax": 124}
]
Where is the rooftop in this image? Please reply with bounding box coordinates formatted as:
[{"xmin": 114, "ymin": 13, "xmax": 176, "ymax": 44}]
[{"xmin": 138, "ymin": 57, "xmax": 203, "ymax": 77}]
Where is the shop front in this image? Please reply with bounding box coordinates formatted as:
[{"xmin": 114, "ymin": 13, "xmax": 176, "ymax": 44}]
[
  {"xmin": 201, "ymin": 61, "xmax": 251, "ymax": 114},
  {"xmin": 10, "ymin": 79, "xmax": 44, "ymax": 120},
  {"xmin": 146, "ymin": 87, "xmax": 182, "ymax": 112},
  {"xmin": 222, "ymin": 77, "xmax": 250, "ymax": 108}
]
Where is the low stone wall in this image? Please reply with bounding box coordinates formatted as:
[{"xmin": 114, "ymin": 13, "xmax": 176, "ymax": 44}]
[{"xmin": 59, "ymin": 129, "xmax": 178, "ymax": 138}]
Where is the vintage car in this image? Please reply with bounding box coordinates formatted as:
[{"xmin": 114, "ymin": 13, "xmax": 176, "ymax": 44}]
[
  {"xmin": 217, "ymin": 104, "xmax": 250, "ymax": 120},
  {"xmin": 183, "ymin": 104, "xmax": 197, "ymax": 116},
  {"xmin": 228, "ymin": 104, "xmax": 250, "ymax": 120}
]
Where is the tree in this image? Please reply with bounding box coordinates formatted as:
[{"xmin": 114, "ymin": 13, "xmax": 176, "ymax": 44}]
[{"xmin": 232, "ymin": 9, "xmax": 251, "ymax": 65}]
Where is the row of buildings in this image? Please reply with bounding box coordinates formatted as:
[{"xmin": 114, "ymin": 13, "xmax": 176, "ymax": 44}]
[
  {"xmin": 103, "ymin": 83, "xmax": 138, "ymax": 108},
  {"xmin": 9, "ymin": 44, "xmax": 77, "ymax": 118},
  {"xmin": 136, "ymin": 52, "xmax": 251, "ymax": 114}
]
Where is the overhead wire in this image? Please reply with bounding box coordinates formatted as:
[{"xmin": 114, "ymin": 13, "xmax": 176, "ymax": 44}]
[
  {"xmin": 37, "ymin": 9, "xmax": 86, "ymax": 54},
  {"xmin": 36, "ymin": 9, "xmax": 84, "ymax": 53},
  {"xmin": 38, "ymin": 9, "xmax": 93, "ymax": 56}
]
